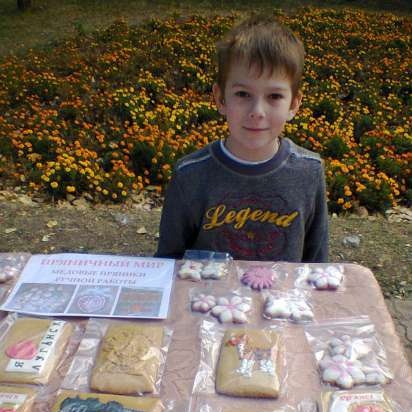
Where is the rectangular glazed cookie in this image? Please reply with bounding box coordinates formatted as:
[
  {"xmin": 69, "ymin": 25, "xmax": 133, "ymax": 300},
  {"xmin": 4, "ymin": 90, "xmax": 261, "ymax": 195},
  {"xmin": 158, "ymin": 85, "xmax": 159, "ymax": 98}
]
[
  {"xmin": 0, "ymin": 385, "xmax": 36, "ymax": 412},
  {"xmin": 0, "ymin": 318, "xmax": 73, "ymax": 385},
  {"xmin": 319, "ymin": 390, "xmax": 395, "ymax": 412},
  {"xmin": 51, "ymin": 390, "xmax": 163, "ymax": 412},
  {"xmin": 90, "ymin": 323, "xmax": 164, "ymax": 394},
  {"xmin": 216, "ymin": 328, "xmax": 280, "ymax": 398}
]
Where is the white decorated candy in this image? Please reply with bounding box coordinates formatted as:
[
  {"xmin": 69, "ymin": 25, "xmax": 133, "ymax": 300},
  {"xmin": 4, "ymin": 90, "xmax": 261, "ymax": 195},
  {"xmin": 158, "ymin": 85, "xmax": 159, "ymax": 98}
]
[
  {"xmin": 191, "ymin": 293, "xmax": 216, "ymax": 313},
  {"xmin": 201, "ymin": 262, "xmax": 226, "ymax": 279},
  {"xmin": 306, "ymin": 266, "xmax": 344, "ymax": 290},
  {"xmin": 178, "ymin": 260, "xmax": 203, "ymax": 281},
  {"xmin": 264, "ymin": 297, "xmax": 291, "ymax": 319},
  {"xmin": 211, "ymin": 296, "xmax": 251, "ymax": 324}
]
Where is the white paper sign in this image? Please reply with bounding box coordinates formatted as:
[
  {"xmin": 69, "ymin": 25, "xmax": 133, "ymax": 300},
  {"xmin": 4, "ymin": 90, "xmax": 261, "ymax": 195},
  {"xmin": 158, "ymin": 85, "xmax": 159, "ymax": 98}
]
[{"xmin": 1, "ymin": 253, "xmax": 175, "ymax": 319}]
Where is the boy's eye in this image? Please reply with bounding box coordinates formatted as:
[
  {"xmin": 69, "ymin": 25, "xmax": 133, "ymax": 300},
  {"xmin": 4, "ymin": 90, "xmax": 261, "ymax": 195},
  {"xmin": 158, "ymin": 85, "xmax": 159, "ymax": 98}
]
[
  {"xmin": 235, "ymin": 91, "xmax": 250, "ymax": 98},
  {"xmin": 269, "ymin": 93, "xmax": 283, "ymax": 100}
]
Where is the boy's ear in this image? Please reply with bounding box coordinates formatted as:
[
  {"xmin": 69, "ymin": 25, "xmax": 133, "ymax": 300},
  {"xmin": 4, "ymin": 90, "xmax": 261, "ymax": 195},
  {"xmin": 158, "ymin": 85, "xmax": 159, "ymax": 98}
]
[
  {"xmin": 288, "ymin": 91, "xmax": 302, "ymax": 121},
  {"xmin": 212, "ymin": 83, "xmax": 226, "ymax": 115}
]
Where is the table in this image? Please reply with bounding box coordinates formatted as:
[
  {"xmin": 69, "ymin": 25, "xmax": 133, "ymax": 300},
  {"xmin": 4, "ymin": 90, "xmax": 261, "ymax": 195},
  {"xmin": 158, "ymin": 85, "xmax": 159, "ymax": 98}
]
[{"xmin": 1, "ymin": 259, "xmax": 411, "ymax": 411}]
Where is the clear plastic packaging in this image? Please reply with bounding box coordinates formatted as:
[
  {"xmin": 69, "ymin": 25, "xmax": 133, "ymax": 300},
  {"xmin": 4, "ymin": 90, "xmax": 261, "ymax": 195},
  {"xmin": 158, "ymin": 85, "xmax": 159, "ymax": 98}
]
[
  {"xmin": 236, "ymin": 261, "xmax": 285, "ymax": 291},
  {"xmin": 262, "ymin": 289, "xmax": 314, "ymax": 323},
  {"xmin": 51, "ymin": 390, "xmax": 186, "ymax": 411},
  {"xmin": 62, "ymin": 318, "xmax": 173, "ymax": 396},
  {"xmin": 0, "ymin": 312, "xmax": 77, "ymax": 386},
  {"xmin": 178, "ymin": 250, "xmax": 233, "ymax": 281},
  {"xmin": 318, "ymin": 389, "xmax": 404, "ymax": 412},
  {"xmin": 0, "ymin": 384, "xmax": 37, "ymax": 412},
  {"xmin": 295, "ymin": 264, "xmax": 345, "ymax": 291},
  {"xmin": 193, "ymin": 320, "xmax": 286, "ymax": 399},
  {"xmin": 0, "ymin": 253, "xmax": 30, "ymax": 283},
  {"xmin": 304, "ymin": 316, "xmax": 393, "ymax": 390},
  {"xmin": 194, "ymin": 397, "xmax": 316, "ymax": 412},
  {"xmin": 189, "ymin": 287, "xmax": 253, "ymax": 324}
]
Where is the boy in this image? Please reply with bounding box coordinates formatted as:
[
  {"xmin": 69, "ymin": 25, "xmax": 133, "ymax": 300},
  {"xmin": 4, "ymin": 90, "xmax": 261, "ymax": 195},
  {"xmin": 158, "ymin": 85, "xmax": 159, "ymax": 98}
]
[{"xmin": 156, "ymin": 16, "xmax": 328, "ymax": 262}]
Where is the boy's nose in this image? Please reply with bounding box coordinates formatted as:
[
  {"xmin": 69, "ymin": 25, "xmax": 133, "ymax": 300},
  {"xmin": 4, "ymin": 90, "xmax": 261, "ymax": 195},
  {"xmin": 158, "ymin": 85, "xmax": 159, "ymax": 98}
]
[{"xmin": 249, "ymin": 100, "xmax": 265, "ymax": 119}]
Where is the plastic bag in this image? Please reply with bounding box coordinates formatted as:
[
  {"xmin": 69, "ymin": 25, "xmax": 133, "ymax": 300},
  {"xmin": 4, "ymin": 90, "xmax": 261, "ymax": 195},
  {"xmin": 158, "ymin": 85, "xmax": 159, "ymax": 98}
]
[
  {"xmin": 0, "ymin": 252, "xmax": 30, "ymax": 282},
  {"xmin": 178, "ymin": 250, "xmax": 233, "ymax": 281},
  {"xmin": 0, "ymin": 312, "xmax": 77, "ymax": 386},
  {"xmin": 193, "ymin": 320, "xmax": 286, "ymax": 400},
  {"xmin": 318, "ymin": 389, "xmax": 404, "ymax": 412},
  {"xmin": 262, "ymin": 289, "xmax": 314, "ymax": 323},
  {"xmin": 236, "ymin": 261, "xmax": 285, "ymax": 291},
  {"xmin": 189, "ymin": 287, "xmax": 253, "ymax": 324},
  {"xmin": 295, "ymin": 264, "xmax": 345, "ymax": 291},
  {"xmin": 304, "ymin": 316, "xmax": 393, "ymax": 389},
  {"xmin": 51, "ymin": 390, "xmax": 186, "ymax": 411},
  {"xmin": 62, "ymin": 318, "xmax": 173, "ymax": 396}
]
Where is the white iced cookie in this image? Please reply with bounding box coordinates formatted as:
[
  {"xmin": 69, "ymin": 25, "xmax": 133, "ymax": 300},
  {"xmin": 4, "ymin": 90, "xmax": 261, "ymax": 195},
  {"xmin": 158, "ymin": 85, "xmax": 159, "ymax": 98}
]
[
  {"xmin": 201, "ymin": 262, "xmax": 226, "ymax": 280},
  {"xmin": 263, "ymin": 297, "xmax": 291, "ymax": 319},
  {"xmin": 319, "ymin": 354, "xmax": 366, "ymax": 389},
  {"xmin": 178, "ymin": 260, "xmax": 203, "ymax": 281},
  {"xmin": 211, "ymin": 296, "xmax": 251, "ymax": 324},
  {"xmin": 328, "ymin": 335, "xmax": 371, "ymax": 359},
  {"xmin": 191, "ymin": 294, "xmax": 216, "ymax": 313},
  {"xmin": 263, "ymin": 296, "xmax": 313, "ymax": 322},
  {"xmin": 362, "ymin": 366, "xmax": 389, "ymax": 385},
  {"xmin": 307, "ymin": 266, "xmax": 344, "ymax": 290}
]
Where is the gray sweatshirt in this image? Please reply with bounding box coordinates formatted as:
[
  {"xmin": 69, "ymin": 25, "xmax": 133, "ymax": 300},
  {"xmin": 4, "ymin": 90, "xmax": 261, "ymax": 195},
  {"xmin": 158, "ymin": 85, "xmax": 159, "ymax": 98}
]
[{"xmin": 156, "ymin": 138, "xmax": 328, "ymax": 262}]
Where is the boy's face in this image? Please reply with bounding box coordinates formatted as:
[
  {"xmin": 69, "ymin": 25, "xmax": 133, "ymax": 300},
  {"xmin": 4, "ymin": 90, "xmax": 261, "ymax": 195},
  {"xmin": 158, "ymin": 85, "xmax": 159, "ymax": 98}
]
[{"xmin": 213, "ymin": 61, "xmax": 301, "ymax": 162}]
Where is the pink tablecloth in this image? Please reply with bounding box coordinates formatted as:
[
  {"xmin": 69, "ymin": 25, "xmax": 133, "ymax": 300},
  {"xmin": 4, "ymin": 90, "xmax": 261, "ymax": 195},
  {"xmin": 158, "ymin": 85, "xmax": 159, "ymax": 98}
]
[
  {"xmin": 5, "ymin": 261, "xmax": 410, "ymax": 411},
  {"xmin": 160, "ymin": 262, "xmax": 412, "ymax": 411}
]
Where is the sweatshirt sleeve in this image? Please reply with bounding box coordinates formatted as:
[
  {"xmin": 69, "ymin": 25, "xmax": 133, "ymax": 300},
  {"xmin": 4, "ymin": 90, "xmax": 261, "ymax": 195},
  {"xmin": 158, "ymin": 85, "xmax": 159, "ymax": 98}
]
[
  {"xmin": 302, "ymin": 163, "xmax": 329, "ymax": 262},
  {"xmin": 155, "ymin": 170, "xmax": 198, "ymax": 259}
]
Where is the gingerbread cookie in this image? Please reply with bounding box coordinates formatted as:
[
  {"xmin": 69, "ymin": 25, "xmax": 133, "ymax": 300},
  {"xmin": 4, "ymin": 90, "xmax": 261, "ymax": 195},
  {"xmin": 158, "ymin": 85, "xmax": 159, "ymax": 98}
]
[
  {"xmin": 319, "ymin": 389, "xmax": 395, "ymax": 412},
  {"xmin": 216, "ymin": 328, "xmax": 280, "ymax": 398},
  {"xmin": 90, "ymin": 323, "xmax": 163, "ymax": 395},
  {"xmin": 307, "ymin": 266, "xmax": 344, "ymax": 290},
  {"xmin": 211, "ymin": 296, "xmax": 251, "ymax": 324},
  {"xmin": 0, "ymin": 318, "xmax": 72, "ymax": 385},
  {"xmin": 51, "ymin": 390, "xmax": 163, "ymax": 412},
  {"xmin": 264, "ymin": 296, "xmax": 313, "ymax": 322},
  {"xmin": 201, "ymin": 262, "xmax": 226, "ymax": 280},
  {"xmin": 241, "ymin": 266, "xmax": 274, "ymax": 290},
  {"xmin": 0, "ymin": 385, "xmax": 36, "ymax": 412},
  {"xmin": 178, "ymin": 261, "xmax": 203, "ymax": 281}
]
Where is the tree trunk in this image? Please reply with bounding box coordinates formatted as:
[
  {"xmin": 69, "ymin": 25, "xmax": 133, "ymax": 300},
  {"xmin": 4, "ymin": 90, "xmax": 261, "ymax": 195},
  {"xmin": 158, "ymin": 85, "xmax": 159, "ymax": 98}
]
[{"xmin": 17, "ymin": 0, "xmax": 32, "ymax": 11}]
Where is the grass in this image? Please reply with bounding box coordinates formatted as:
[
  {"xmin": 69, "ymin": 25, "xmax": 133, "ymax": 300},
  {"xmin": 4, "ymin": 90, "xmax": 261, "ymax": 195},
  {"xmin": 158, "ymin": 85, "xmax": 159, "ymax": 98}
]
[{"xmin": 0, "ymin": 0, "xmax": 411, "ymax": 58}]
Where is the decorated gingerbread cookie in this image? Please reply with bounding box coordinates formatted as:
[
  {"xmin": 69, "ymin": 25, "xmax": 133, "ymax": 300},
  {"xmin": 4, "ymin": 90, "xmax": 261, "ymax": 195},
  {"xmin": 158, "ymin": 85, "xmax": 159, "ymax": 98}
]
[
  {"xmin": 178, "ymin": 260, "xmax": 203, "ymax": 281},
  {"xmin": 241, "ymin": 266, "xmax": 275, "ymax": 290},
  {"xmin": 307, "ymin": 266, "xmax": 344, "ymax": 290},
  {"xmin": 211, "ymin": 296, "xmax": 251, "ymax": 324},
  {"xmin": 191, "ymin": 294, "xmax": 217, "ymax": 313},
  {"xmin": 201, "ymin": 262, "xmax": 226, "ymax": 280},
  {"xmin": 263, "ymin": 296, "xmax": 313, "ymax": 322}
]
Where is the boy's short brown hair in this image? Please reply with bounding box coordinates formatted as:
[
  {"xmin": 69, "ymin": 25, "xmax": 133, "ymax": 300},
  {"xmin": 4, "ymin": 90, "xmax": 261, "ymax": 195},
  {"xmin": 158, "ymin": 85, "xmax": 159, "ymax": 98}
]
[{"xmin": 216, "ymin": 16, "xmax": 305, "ymax": 98}]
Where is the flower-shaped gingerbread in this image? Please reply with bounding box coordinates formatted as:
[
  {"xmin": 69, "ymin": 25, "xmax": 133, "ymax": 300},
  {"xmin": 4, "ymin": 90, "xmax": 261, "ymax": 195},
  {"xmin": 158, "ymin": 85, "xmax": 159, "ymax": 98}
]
[
  {"xmin": 328, "ymin": 335, "xmax": 371, "ymax": 360},
  {"xmin": 319, "ymin": 354, "xmax": 366, "ymax": 389},
  {"xmin": 178, "ymin": 260, "xmax": 203, "ymax": 281},
  {"xmin": 241, "ymin": 266, "xmax": 274, "ymax": 290},
  {"xmin": 191, "ymin": 294, "xmax": 216, "ymax": 313},
  {"xmin": 362, "ymin": 366, "xmax": 389, "ymax": 385},
  {"xmin": 307, "ymin": 266, "xmax": 344, "ymax": 290},
  {"xmin": 211, "ymin": 296, "xmax": 251, "ymax": 323},
  {"xmin": 263, "ymin": 296, "xmax": 313, "ymax": 322},
  {"xmin": 201, "ymin": 262, "xmax": 226, "ymax": 280}
]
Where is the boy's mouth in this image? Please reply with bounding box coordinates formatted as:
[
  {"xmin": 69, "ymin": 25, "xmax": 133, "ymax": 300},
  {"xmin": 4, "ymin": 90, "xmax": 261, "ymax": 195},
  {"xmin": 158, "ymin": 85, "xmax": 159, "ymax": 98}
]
[{"xmin": 243, "ymin": 127, "xmax": 269, "ymax": 132}]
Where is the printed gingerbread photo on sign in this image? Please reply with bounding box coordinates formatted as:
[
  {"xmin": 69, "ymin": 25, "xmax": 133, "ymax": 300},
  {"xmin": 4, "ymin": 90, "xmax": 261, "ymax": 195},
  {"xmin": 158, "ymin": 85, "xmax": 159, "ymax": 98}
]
[
  {"xmin": 67, "ymin": 285, "xmax": 118, "ymax": 315},
  {"xmin": 6, "ymin": 283, "xmax": 75, "ymax": 313},
  {"xmin": 0, "ymin": 317, "xmax": 73, "ymax": 385},
  {"xmin": 113, "ymin": 287, "xmax": 162, "ymax": 317}
]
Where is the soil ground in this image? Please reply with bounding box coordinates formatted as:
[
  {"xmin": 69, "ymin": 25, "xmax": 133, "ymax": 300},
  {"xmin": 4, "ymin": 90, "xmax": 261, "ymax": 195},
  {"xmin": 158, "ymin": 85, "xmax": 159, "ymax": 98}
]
[{"xmin": 0, "ymin": 190, "xmax": 411, "ymax": 364}]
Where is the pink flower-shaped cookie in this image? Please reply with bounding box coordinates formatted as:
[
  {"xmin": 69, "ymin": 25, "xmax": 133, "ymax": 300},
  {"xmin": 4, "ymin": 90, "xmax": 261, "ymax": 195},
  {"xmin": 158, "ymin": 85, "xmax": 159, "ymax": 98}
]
[
  {"xmin": 307, "ymin": 266, "xmax": 344, "ymax": 290},
  {"xmin": 241, "ymin": 266, "xmax": 274, "ymax": 290},
  {"xmin": 319, "ymin": 354, "xmax": 366, "ymax": 389},
  {"xmin": 191, "ymin": 294, "xmax": 216, "ymax": 313},
  {"xmin": 211, "ymin": 296, "xmax": 251, "ymax": 323},
  {"xmin": 178, "ymin": 260, "xmax": 203, "ymax": 281}
]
